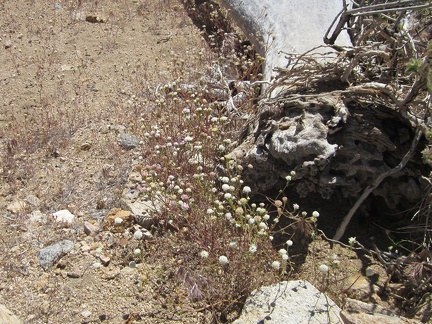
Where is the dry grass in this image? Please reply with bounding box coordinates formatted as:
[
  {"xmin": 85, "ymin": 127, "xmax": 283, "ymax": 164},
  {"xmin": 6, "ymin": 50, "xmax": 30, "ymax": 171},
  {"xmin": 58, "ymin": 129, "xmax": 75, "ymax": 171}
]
[
  {"xmin": 0, "ymin": 0, "xmax": 295, "ymax": 322},
  {"xmin": 1, "ymin": 0, "xmax": 431, "ymax": 323}
]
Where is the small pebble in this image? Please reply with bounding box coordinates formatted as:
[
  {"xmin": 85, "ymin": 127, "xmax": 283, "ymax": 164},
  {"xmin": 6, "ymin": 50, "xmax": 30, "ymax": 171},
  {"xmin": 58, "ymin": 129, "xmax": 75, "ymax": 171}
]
[
  {"xmin": 93, "ymin": 262, "xmax": 102, "ymax": 269},
  {"xmin": 81, "ymin": 310, "xmax": 92, "ymax": 318}
]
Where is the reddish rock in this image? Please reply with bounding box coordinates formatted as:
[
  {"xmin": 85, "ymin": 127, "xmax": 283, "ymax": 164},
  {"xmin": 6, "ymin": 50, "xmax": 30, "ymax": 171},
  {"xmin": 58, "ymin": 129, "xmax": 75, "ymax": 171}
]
[
  {"xmin": 99, "ymin": 255, "xmax": 111, "ymax": 266},
  {"xmin": 84, "ymin": 221, "xmax": 99, "ymax": 236}
]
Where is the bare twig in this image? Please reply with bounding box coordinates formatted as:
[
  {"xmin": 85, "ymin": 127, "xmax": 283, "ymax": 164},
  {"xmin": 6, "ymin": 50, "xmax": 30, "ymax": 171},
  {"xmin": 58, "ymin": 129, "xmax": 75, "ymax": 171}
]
[
  {"xmin": 156, "ymin": 32, "xmax": 173, "ymax": 44},
  {"xmin": 347, "ymin": 0, "xmax": 428, "ymax": 14},
  {"xmin": 323, "ymin": 7, "xmax": 350, "ymax": 46},
  {"xmin": 333, "ymin": 128, "xmax": 423, "ymax": 241},
  {"xmin": 350, "ymin": 3, "xmax": 432, "ymax": 17},
  {"xmin": 325, "ymin": 0, "xmax": 432, "ymax": 45},
  {"xmin": 340, "ymin": 49, "xmax": 390, "ymax": 82},
  {"xmin": 2, "ymin": 214, "xmax": 16, "ymax": 221},
  {"xmin": 216, "ymin": 65, "xmax": 237, "ymax": 112}
]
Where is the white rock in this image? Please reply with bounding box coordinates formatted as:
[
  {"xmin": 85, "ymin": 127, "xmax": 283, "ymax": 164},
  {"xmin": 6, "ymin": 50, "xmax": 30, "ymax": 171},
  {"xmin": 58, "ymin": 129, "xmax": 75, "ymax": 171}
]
[
  {"xmin": 38, "ymin": 240, "xmax": 74, "ymax": 271},
  {"xmin": 0, "ymin": 304, "xmax": 22, "ymax": 324},
  {"xmin": 52, "ymin": 209, "xmax": 75, "ymax": 224},
  {"xmin": 60, "ymin": 64, "xmax": 75, "ymax": 71},
  {"xmin": 92, "ymin": 262, "xmax": 102, "ymax": 269},
  {"xmin": 220, "ymin": 0, "xmax": 351, "ymax": 84},
  {"xmin": 29, "ymin": 210, "xmax": 47, "ymax": 223},
  {"xmin": 233, "ymin": 280, "xmax": 342, "ymax": 323},
  {"xmin": 269, "ymin": 111, "xmax": 338, "ymax": 163},
  {"xmin": 341, "ymin": 298, "xmax": 422, "ymax": 324},
  {"xmin": 81, "ymin": 310, "xmax": 92, "ymax": 318},
  {"xmin": 118, "ymin": 133, "xmax": 141, "ymax": 149}
]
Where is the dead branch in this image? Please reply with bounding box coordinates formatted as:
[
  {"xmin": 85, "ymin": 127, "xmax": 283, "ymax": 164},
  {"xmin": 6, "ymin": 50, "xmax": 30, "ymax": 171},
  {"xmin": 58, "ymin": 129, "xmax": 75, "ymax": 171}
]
[
  {"xmin": 216, "ymin": 65, "xmax": 237, "ymax": 113},
  {"xmin": 350, "ymin": 3, "xmax": 432, "ymax": 17},
  {"xmin": 325, "ymin": 0, "xmax": 432, "ymax": 45},
  {"xmin": 340, "ymin": 47, "xmax": 391, "ymax": 82},
  {"xmin": 333, "ymin": 127, "xmax": 423, "ymax": 241}
]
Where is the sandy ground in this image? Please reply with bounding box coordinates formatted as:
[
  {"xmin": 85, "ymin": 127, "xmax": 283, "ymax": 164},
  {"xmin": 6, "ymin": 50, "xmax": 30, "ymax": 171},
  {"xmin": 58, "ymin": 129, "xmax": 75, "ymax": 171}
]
[
  {"xmin": 0, "ymin": 1, "xmax": 211, "ymax": 322},
  {"xmin": 0, "ymin": 1, "xmax": 428, "ymax": 323}
]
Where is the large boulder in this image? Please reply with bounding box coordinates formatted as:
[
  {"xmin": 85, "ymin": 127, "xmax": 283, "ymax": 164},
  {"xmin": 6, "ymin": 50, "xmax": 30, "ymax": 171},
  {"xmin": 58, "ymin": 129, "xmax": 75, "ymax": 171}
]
[
  {"xmin": 219, "ymin": 0, "xmax": 351, "ymax": 82},
  {"xmin": 233, "ymin": 280, "xmax": 342, "ymax": 323},
  {"xmin": 229, "ymin": 87, "xmax": 427, "ymax": 234},
  {"xmin": 221, "ymin": 0, "xmax": 430, "ymax": 237}
]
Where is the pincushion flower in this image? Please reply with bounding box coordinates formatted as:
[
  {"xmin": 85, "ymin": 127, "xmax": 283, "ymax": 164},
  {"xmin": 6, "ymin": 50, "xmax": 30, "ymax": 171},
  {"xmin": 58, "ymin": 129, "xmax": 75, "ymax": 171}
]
[
  {"xmin": 242, "ymin": 186, "xmax": 251, "ymax": 194},
  {"xmin": 218, "ymin": 255, "xmax": 229, "ymax": 265},
  {"xmin": 134, "ymin": 230, "xmax": 143, "ymax": 240},
  {"xmin": 199, "ymin": 250, "xmax": 209, "ymax": 258},
  {"xmin": 319, "ymin": 264, "xmax": 329, "ymax": 273},
  {"xmin": 271, "ymin": 261, "xmax": 281, "ymax": 270},
  {"xmin": 222, "ymin": 184, "xmax": 230, "ymax": 192}
]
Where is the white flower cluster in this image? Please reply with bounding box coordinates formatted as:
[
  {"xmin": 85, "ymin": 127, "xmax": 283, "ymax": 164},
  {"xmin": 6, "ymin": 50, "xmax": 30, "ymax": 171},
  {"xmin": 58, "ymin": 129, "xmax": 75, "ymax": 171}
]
[
  {"xmin": 278, "ymin": 248, "xmax": 289, "ymax": 261},
  {"xmin": 199, "ymin": 250, "xmax": 209, "ymax": 258},
  {"xmin": 319, "ymin": 264, "xmax": 329, "ymax": 273},
  {"xmin": 348, "ymin": 237, "xmax": 357, "ymax": 246},
  {"xmin": 218, "ymin": 255, "xmax": 229, "ymax": 265},
  {"xmin": 134, "ymin": 230, "xmax": 143, "ymax": 240},
  {"xmin": 249, "ymin": 243, "xmax": 257, "ymax": 254},
  {"xmin": 242, "ymin": 186, "xmax": 251, "ymax": 194},
  {"xmin": 271, "ymin": 261, "xmax": 281, "ymax": 270}
]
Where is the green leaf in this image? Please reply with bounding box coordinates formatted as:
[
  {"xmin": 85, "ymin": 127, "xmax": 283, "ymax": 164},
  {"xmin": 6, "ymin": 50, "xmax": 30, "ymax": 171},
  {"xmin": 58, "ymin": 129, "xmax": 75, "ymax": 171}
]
[
  {"xmin": 425, "ymin": 131, "xmax": 432, "ymax": 142},
  {"xmin": 405, "ymin": 58, "xmax": 422, "ymax": 74}
]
